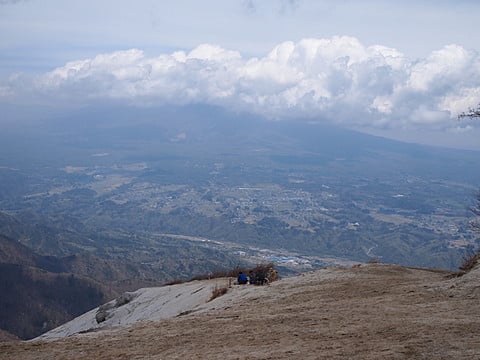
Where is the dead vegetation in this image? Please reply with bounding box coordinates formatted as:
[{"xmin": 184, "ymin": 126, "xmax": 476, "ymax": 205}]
[
  {"xmin": 169, "ymin": 263, "xmax": 278, "ymax": 284},
  {"xmin": 458, "ymin": 250, "xmax": 480, "ymax": 274},
  {"xmin": 209, "ymin": 284, "xmax": 229, "ymax": 302}
]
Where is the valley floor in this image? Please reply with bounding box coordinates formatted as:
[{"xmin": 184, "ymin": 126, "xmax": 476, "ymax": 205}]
[{"xmin": 1, "ymin": 263, "xmax": 480, "ymax": 359}]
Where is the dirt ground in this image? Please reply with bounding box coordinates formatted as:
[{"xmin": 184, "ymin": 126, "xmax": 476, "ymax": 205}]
[{"xmin": 1, "ymin": 263, "xmax": 479, "ymax": 359}]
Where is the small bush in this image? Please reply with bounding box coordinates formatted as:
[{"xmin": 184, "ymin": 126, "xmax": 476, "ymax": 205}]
[
  {"xmin": 247, "ymin": 263, "xmax": 278, "ymax": 285},
  {"xmin": 209, "ymin": 284, "xmax": 229, "ymax": 301}
]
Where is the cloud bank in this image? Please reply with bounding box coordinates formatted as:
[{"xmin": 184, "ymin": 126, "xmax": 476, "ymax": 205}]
[{"xmin": 2, "ymin": 36, "xmax": 480, "ymax": 131}]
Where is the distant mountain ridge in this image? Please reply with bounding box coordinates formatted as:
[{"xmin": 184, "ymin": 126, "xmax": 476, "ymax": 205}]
[{"xmin": 0, "ymin": 234, "xmax": 115, "ymax": 340}]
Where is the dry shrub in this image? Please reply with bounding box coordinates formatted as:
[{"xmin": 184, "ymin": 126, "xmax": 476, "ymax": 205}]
[
  {"xmin": 459, "ymin": 250, "xmax": 480, "ymax": 273},
  {"xmin": 191, "ymin": 263, "xmax": 277, "ymax": 283},
  {"xmin": 164, "ymin": 263, "xmax": 278, "ymax": 287},
  {"xmin": 209, "ymin": 284, "xmax": 229, "ymax": 301},
  {"xmin": 248, "ymin": 263, "xmax": 278, "ymax": 285}
]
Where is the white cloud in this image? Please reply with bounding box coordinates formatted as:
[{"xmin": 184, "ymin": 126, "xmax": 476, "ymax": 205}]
[
  {"xmin": 2, "ymin": 36, "xmax": 480, "ymax": 131},
  {"xmin": 440, "ymin": 87, "xmax": 480, "ymax": 117},
  {"xmin": 407, "ymin": 45, "xmax": 472, "ymax": 92}
]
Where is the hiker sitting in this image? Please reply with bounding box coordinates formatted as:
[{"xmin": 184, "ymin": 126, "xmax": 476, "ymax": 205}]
[
  {"xmin": 248, "ymin": 271, "xmax": 256, "ymax": 285},
  {"xmin": 237, "ymin": 271, "xmax": 248, "ymax": 285}
]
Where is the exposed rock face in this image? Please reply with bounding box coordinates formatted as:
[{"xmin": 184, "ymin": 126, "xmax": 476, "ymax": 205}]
[
  {"xmin": 439, "ymin": 263, "xmax": 480, "ymax": 297},
  {"xmin": 35, "ymin": 278, "xmax": 233, "ymax": 339},
  {"xmin": 95, "ymin": 292, "xmax": 138, "ymax": 324}
]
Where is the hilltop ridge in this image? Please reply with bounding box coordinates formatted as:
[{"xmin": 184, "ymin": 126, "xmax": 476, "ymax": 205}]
[{"xmin": 1, "ymin": 262, "xmax": 479, "ymax": 359}]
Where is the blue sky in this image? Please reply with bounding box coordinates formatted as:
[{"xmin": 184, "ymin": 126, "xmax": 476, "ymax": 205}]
[{"xmin": 1, "ymin": 0, "xmax": 480, "ymax": 149}]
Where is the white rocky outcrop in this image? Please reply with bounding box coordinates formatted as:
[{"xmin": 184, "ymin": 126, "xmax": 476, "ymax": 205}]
[{"xmin": 36, "ymin": 277, "xmax": 259, "ymax": 340}]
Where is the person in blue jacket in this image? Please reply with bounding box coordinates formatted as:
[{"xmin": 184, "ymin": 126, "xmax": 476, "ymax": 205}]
[{"xmin": 237, "ymin": 271, "xmax": 248, "ymax": 285}]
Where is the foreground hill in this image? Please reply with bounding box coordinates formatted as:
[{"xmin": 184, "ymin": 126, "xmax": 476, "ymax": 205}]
[{"xmin": 1, "ymin": 263, "xmax": 479, "ymax": 359}]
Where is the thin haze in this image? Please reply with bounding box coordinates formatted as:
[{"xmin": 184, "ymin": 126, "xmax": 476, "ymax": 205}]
[{"xmin": 1, "ymin": 0, "xmax": 479, "ymax": 149}]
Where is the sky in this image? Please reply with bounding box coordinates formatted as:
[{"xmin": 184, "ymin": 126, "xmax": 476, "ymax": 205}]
[{"xmin": 1, "ymin": 0, "xmax": 480, "ymax": 149}]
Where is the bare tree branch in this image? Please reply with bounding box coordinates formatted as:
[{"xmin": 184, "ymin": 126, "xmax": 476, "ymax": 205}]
[{"xmin": 458, "ymin": 104, "xmax": 480, "ymax": 119}]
